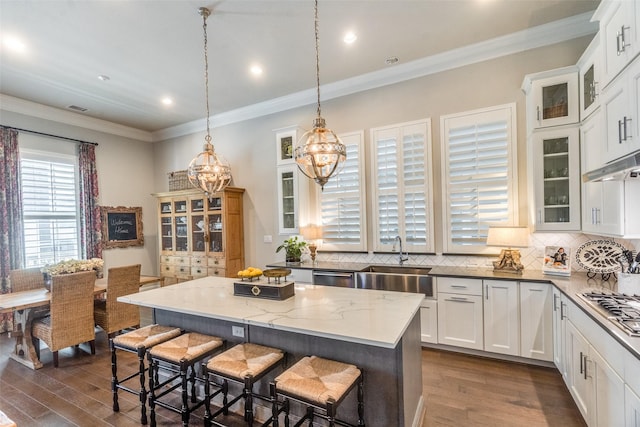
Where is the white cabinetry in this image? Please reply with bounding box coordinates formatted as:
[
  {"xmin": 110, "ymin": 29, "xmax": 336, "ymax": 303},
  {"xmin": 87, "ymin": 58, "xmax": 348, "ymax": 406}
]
[
  {"xmin": 594, "ymin": 0, "xmax": 639, "ymax": 86},
  {"xmin": 523, "ymin": 68, "xmax": 580, "ymax": 129},
  {"xmin": 437, "ymin": 277, "xmax": 484, "ymax": 350},
  {"xmin": 532, "ymin": 126, "xmax": 581, "ymax": 231},
  {"xmin": 590, "ymin": 347, "xmax": 626, "ymax": 427},
  {"xmin": 601, "ymin": 57, "xmax": 640, "ymax": 163},
  {"xmin": 483, "ymin": 280, "xmax": 519, "ymax": 356},
  {"xmin": 519, "ymin": 282, "xmax": 553, "ymax": 362},
  {"xmin": 566, "ymin": 320, "xmax": 594, "ymax": 423},
  {"xmin": 626, "ymin": 386, "xmax": 640, "ymax": 427},
  {"xmin": 420, "ymin": 299, "xmax": 438, "ymax": 344},
  {"xmin": 578, "ymin": 34, "xmax": 602, "ymax": 120},
  {"xmin": 552, "ymin": 288, "xmax": 568, "ymax": 380},
  {"xmin": 580, "ymin": 112, "xmax": 626, "ymax": 235}
]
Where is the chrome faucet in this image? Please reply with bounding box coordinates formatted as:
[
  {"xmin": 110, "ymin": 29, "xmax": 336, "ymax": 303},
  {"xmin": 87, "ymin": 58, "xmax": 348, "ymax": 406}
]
[{"xmin": 393, "ymin": 235, "xmax": 409, "ymax": 266}]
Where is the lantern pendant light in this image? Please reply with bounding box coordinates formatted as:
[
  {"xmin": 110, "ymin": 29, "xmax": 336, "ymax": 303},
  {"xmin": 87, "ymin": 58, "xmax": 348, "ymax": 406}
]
[
  {"xmin": 293, "ymin": 0, "xmax": 347, "ymax": 190},
  {"xmin": 187, "ymin": 7, "xmax": 232, "ymax": 195}
]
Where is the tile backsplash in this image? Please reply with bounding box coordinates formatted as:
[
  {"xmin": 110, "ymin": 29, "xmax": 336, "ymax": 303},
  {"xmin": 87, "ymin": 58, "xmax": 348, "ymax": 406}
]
[{"xmin": 314, "ymin": 233, "xmax": 640, "ymax": 273}]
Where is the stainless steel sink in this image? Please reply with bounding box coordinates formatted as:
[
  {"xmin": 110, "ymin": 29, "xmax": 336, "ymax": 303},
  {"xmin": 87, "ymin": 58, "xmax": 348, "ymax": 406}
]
[
  {"xmin": 360, "ymin": 265, "xmax": 432, "ymax": 275},
  {"xmin": 354, "ymin": 265, "xmax": 433, "ymax": 297}
]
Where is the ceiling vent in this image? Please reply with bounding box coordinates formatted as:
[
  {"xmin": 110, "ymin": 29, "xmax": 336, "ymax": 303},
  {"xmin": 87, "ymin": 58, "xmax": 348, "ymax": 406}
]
[{"xmin": 67, "ymin": 105, "xmax": 88, "ymax": 112}]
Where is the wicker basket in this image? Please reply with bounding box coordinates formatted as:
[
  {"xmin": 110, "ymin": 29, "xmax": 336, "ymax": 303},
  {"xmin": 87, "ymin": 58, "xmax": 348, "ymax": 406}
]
[{"xmin": 168, "ymin": 170, "xmax": 191, "ymax": 191}]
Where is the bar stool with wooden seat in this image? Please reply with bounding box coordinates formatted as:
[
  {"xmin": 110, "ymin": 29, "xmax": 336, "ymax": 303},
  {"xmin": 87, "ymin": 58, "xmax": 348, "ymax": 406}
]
[
  {"xmin": 147, "ymin": 332, "xmax": 225, "ymax": 427},
  {"xmin": 203, "ymin": 342, "xmax": 285, "ymax": 426},
  {"xmin": 269, "ymin": 356, "xmax": 365, "ymax": 427},
  {"xmin": 110, "ymin": 324, "xmax": 183, "ymax": 424}
]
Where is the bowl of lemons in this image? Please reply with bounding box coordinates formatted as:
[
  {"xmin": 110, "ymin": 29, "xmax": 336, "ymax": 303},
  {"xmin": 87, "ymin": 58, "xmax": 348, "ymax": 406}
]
[{"xmin": 237, "ymin": 267, "xmax": 263, "ymax": 281}]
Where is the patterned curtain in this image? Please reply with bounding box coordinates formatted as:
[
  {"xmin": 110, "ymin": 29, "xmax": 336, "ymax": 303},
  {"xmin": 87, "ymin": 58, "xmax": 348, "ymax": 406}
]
[
  {"xmin": 0, "ymin": 127, "xmax": 24, "ymax": 332},
  {"xmin": 79, "ymin": 143, "xmax": 102, "ymax": 259}
]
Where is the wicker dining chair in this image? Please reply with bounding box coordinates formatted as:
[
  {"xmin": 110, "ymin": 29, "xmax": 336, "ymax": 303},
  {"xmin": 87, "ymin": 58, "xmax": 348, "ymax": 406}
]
[
  {"xmin": 8, "ymin": 267, "xmax": 45, "ymax": 292},
  {"xmin": 94, "ymin": 264, "xmax": 141, "ymax": 338},
  {"xmin": 9, "ymin": 267, "xmax": 49, "ymax": 321},
  {"xmin": 32, "ymin": 270, "xmax": 97, "ymax": 367}
]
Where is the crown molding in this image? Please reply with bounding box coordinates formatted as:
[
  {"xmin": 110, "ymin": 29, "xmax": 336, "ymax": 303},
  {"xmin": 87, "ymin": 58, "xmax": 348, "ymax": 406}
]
[{"xmin": 0, "ymin": 94, "xmax": 153, "ymax": 142}]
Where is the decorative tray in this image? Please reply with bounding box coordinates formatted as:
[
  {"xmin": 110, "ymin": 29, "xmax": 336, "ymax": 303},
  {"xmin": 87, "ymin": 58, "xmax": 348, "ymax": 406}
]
[
  {"xmin": 575, "ymin": 240, "xmax": 626, "ymax": 274},
  {"xmin": 262, "ymin": 268, "xmax": 292, "ymax": 284}
]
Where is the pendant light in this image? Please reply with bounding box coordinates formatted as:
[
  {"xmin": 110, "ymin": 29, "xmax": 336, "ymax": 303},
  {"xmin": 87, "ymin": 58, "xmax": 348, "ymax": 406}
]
[
  {"xmin": 294, "ymin": 0, "xmax": 347, "ymax": 190},
  {"xmin": 188, "ymin": 7, "xmax": 232, "ymax": 195}
]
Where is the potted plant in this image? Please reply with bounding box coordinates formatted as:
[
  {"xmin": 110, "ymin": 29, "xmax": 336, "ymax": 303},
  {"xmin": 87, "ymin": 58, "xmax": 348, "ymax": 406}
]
[{"xmin": 276, "ymin": 236, "xmax": 308, "ymax": 265}]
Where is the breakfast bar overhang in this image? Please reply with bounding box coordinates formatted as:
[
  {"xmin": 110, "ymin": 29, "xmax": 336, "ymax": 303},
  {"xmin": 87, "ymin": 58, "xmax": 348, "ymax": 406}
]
[{"xmin": 118, "ymin": 277, "xmax": 425, "ymax": 427}]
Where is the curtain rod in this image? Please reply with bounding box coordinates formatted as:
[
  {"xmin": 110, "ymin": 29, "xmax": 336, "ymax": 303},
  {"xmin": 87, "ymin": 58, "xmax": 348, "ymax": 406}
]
[{"xmin": 1, "ymin": 125, "xmax": 98, "ymax": 146}]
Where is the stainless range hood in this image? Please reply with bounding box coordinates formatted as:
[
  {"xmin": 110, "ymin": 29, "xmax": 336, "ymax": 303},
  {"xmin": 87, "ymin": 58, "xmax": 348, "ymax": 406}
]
[{"xmin": 582, "ymin": 150, "xmax": 640, "ymax": 182}]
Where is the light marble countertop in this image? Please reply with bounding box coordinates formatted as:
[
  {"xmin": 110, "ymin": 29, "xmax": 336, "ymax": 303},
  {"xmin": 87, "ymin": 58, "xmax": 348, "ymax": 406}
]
[{"xmin": 118, "ymin": 276, "xmax": 424, "ymax": 349}]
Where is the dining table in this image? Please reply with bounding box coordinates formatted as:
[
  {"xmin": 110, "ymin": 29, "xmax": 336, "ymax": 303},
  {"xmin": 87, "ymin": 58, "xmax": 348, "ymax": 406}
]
[{"xmin": 0, "ymin": 283, "xmax": 107, "ymax": 369}]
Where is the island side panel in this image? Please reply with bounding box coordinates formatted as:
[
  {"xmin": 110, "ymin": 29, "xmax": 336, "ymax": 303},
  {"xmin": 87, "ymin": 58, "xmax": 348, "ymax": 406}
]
[{"xmin": 401, "ymin": 313, "xmax": 425, "ymax": 426}]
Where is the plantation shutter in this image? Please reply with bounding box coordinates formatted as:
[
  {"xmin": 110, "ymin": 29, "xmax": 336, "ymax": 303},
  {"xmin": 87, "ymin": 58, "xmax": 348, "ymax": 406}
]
[
  {"xmin": 441, "ymin": 104, "xmax": 518, "ymax": 253},
  {"xmin": 21, "ymin": 154, "xmax": 80, "ymax": 267},
  {"xmin": 319, "ymin": 131, "xmax": 366, "ymax": 251}
]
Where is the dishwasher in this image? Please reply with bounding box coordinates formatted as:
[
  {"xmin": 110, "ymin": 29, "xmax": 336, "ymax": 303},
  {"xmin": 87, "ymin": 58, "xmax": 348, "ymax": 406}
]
[{"xmin": 311, "ymin": 270, "xmax": 355, "ymax": 288}]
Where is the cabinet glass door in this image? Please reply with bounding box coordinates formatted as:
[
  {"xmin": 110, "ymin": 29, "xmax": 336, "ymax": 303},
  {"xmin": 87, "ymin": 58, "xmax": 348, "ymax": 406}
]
[
  {"xmin": 542, "ymin": 83, "xmax": 569, "ymax": 120},
  {"xmin": 542, "ymin": 136, "xmax": 570, "ymax": 224},
  {"xmin": 534, "ymin": 127, "xmax": 580, "ymax": 231},
  {"xmin": 174, "ymin": 215, "xmax": 188, "ymax": 252},
  {"xmin": 160, "ymin": 201, "xmax": 173, "ymax": 252},
  {"xmin": 207, "ymin": 196, "xmax": 223, "ymax": 253},
  {"xmin": 583, "ymin": 64, "xmax": 596, "ymax": 112},
  {"xmin": 277, "ymin": 164, "xmax": 299, "ymax": 234},
  {"xmin": 191, "ymin": 198, "xmax": 205, "ymax": 253}
]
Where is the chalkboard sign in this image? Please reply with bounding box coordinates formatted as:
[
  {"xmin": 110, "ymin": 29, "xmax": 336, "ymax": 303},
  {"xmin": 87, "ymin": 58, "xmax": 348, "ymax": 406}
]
[{"xmin": 101, "ymin": 206, "xmax": 144, "ymax": 248}]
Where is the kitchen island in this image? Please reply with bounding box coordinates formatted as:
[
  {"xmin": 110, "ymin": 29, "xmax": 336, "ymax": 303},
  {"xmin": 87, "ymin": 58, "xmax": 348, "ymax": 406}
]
[{"xmin": 118, "ymin": 276, "xmax": 425, "ymax": 427}]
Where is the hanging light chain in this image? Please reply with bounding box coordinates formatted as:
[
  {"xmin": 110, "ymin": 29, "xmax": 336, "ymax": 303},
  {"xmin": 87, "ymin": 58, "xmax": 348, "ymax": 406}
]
[
  {"xmin": 314, "ymin": 0, "xmax": 321, "ymax": 119},
  {"xmin": 200, "ymin": 7, "xmax": 212, "ymax": 144}
]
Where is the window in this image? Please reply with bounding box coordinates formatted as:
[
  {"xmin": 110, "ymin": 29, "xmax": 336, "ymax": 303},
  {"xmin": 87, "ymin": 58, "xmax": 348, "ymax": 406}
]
[
  {"xmin": 440, "ymin": 103, "xmax": 518, "ymax": 254},
  {"xmin": 318, "ymin": 131, "xmax": 367, "ymax": 252},
  {"xmin": 370, "ymin": 119, "xmax": 434, "ymax": 253},
  {"xmin": 20, "ymin": 148, "xmax": 80, "ymax": 267}
]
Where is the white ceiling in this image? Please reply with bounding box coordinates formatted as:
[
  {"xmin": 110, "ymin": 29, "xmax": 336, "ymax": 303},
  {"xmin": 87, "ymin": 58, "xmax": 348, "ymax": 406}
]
[{"xmin": 0, "ymin": 0, "xmax": 599, "ymax": 135}]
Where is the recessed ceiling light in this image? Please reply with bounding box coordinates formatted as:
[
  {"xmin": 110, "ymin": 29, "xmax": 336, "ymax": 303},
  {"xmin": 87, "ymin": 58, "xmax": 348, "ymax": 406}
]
[
  {"xmin": 250, "ymin": 64, "xmax": 263, "ymax": 76},
  {"xmin": 342, "ymin": 31, "xmax": 358, "ymax": 44},
  {"xmin": 3, "ymin": 36, "xmax": 26, "ymax": 53},
  {"xmin": 161, "ymin": 97, "xmax": 173, "ymax": 106},
  {"xmin": 343, "ymin": 31, "xmax": 357, "ymax": 44},
  {"xmin": 97, "ymin": 74, "xmax": 110, "ymax": 81},
  {"xmin": 385, "ymin": 57, "xmax": 399, "ymax": 65}
]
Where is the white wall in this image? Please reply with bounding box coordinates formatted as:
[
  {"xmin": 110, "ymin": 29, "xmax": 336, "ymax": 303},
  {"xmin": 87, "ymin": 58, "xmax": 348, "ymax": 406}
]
[
  {"xmin": 1, "ymin": 110, "xmax": 158, "ymax": 277},
  {"xmin": 154, "ymin": 37, "xmax": 605, "ymax": 269}
]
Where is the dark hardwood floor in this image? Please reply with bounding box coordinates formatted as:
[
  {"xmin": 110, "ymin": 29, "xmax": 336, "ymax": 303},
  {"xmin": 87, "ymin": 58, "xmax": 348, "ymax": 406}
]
[{"xmin": 0, "ymin": 320, "xmax": 585, "ymax": 426}]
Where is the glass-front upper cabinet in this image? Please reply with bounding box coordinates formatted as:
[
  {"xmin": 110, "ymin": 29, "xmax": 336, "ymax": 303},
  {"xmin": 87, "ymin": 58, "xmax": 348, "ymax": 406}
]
[
  {"xmin": 190, "ymin": 197, "xmax": 206, "ymax": 253},
  {"xmin": 523, "ymin": 67, "xmax": 579, "ymax": 129},
  {"xmin": 578, "ymin": 34, "xmax": 601, "ymax": 121},
  {"xmin": 532, "ymin": 126, "xmax": 581, "ymax": 231},
  {"xmin": 207, "ymin": 195, "xmax": 223, "ymax": 253}
]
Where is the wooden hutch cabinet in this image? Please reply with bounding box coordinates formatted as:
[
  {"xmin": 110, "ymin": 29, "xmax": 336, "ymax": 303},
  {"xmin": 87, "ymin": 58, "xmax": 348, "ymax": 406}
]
[{"xmin": 153, "ymin": 187, "xmax": 245, "ymax": 285}]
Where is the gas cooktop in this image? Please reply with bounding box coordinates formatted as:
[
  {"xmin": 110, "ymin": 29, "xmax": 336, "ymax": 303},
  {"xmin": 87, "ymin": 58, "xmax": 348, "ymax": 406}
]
[{"xmin": 579, "ymin": 292, "xmax": 640, "ymax": 337}]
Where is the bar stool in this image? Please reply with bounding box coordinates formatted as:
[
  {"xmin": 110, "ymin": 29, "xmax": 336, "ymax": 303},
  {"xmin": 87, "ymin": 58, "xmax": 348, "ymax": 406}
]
[
  {"xmin": 110, "ymin": 324, "xmax": 182, "ymax": 424},
  {"xmin": 270, "ymin": 356, "xmax": 365, "ymax": 427},
  {"xmin": 147, "ymin": 332, "xmax": 224, "ymax": 427},
  {"xmin": 204, "ymin": 343, "xmax": 285, "ymax": 426}
]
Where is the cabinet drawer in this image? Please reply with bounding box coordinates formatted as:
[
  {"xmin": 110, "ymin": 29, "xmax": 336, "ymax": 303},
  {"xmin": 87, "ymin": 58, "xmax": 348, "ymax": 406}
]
[
  {"xmin": 208, "ymin": 256, "xmax": 225, "ymax": 267},
  {"xmin": 175, "ymin": 264, "xmax": 191, "ymax": 276},
  {"xmin": 161, "ymin": 255, "xmax": 174, "ymax": 264},
  {"xmin": 174, "ymin": 256, "xmax": 190, "ymax": 266},
  {"xmin": 437, "ymin": 277, "xmax": 482, "ymax": 296},
  {"xmin": 191, "ymin": 266, "xmax": 208, "ymax": 278},
  {"xmin": 191, "ymin": 257, "xmax": 208, "ymax": 267},
  {"xmin": 209, "ymin": 267, "xmax": 226, "ymax": 277},
  {"xmin": 160, "ymin": 264, "xmax": 175, "ymax": 276}
]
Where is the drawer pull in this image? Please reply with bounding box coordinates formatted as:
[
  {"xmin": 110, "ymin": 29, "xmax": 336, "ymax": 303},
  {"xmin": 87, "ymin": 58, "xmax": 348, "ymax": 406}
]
[
  {"xmin": 451, "ymin": 285, "xmax": 468, "ymax": 289},
  {"xmin": 450, "ymin": 296, "xmax": 468, "ymax": 302}
]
